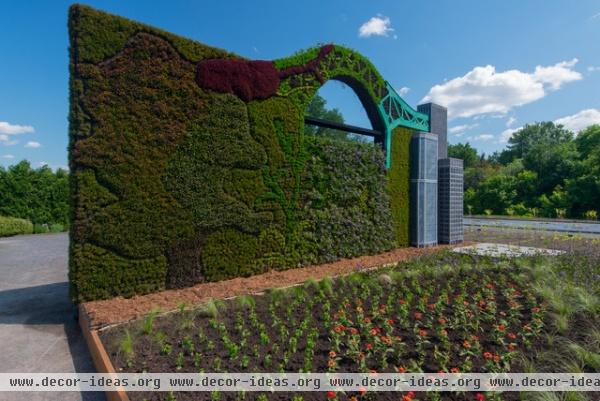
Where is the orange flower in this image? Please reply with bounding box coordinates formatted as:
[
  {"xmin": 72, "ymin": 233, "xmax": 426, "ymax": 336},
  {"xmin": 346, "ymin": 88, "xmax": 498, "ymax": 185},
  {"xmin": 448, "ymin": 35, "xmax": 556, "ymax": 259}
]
[
  {"xmin": 414, "ymin": 312, "xmax": 423, "ymax": 320},
  {"xmin": 531, "ymin": 307, "xmax": 541, "ymax": 313},
  {"xmin": 328, "ymin": 359, "xmax": 336, "ymax": 368},
  {"xmin": 419, "ymin": 329, "xmax": 427, "ymax": 337},
  {"xmin": 450, "ymin": 367, "xmax": 460, "ymax": 373},
  {"xmin": 463, "ymin": 340, "xmax": 471, "ymax": 349},
  {"xmin": 483, "ymin": 351, "xmax": 493, "ymax": 360},
  {"xmin": 507, "ymin": 343, "xmax": 517, "ymax": 351},
  {"xmin": 387, "ymin": 319, "xmax": 395, "ymax": 325},
  {"xmin": 329, "ymin": 351, "xmax": 336, "ymax": 358},
  {"xmin": 349, "ymin": 397, "xmax": 358, "ymax": 401},
  {"xmin": 349, "ymin": 327, "xmax": 358, "ymax": 335},
  {"xmin": 438, "ymin": 318, "xmax": 447, "ymax": 325},
  {"xmin": 334, "ymin": 325, "xmax": 345, "ymax": 333},
  {"xmin": 493, "ymin": 354, "xmax": 501, "ymax": 362},
  {"xmin": 396, "ymin": 366, "xmax": 407, "ymax": 373},
  {"xmin": 399, "ymin": 299, "xmax": 406, "ymax": 305},
  {"xmin": 496, "ymin": 324, "xmax": 506, "ymax": 331},
  {"xmin": 427, "ymin": 303, "xmax": 436, "ymax": 310},
  {"xmin": 364, "ymin": 317, "xmax": 371, "ymax": 324},
  {"xmin": 506, "ymin": 332, "xmax": 517, "ymax": 340}
]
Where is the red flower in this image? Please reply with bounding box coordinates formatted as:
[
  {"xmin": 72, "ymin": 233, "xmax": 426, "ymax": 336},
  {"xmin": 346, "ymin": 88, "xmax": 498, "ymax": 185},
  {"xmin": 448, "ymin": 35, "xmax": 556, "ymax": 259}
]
[
  {"xmin": 493, "ymin": 354, "xmax": 501, "ymax": 362},
  {"xmin": 496, "ymin": 324, "xmax": 506, "ymax": 331},
  {"xmin": 359, "ymin": 387, "xmax": 367, "ymax": 395},
  {"xmin": 483, "ymin": 352, "xmax": 493, "ymax": 360},
  {"xmin": 450, "ymin": 367, "xmax": 460, "ymax": 373},
  {"xmin": 334, "ymin": 325, "xmax": 345, "ymax": 333},
  {"xmin": 327, "ymin": 391, "xmax": 336, "ymax": 399},
  {"xmin": 366, "ymin": 343, "xmax": 373, "ymax": 350},
  {"xmin": 407, "ymin": 391, "xmax": 415, "ymax": 398},
  {"xmin": 364, "ymin": 317, "xmax": 371, "ymax": 324},
  {"xmin": 387, "ymin": 319, "xmax": 395, "ymax": 325},
  {"xmin": 438, "ymin": 318, "xmax": 447, "ymax": 325},
  {"xmin": 370, "ymin": 328, "xmax": 378, "ymax": 335},
  {"xmin": 329, "ymin": 351, "xmax": 336, "ymax": 358},
  {"xmin": 476, "ymin": 392, "xmax": 485, "ymax": 401},
  {"xmin": 414, "ymin": 312, "xmax": 423, "ymax": 320},
  {"xmin": 486, "ymin": 283, "xmax": 494, "ymax": 289},
  {"xmin": 349, "ymin": 327, "xmax": 358, "ymax": 335},
  {"xmin": 396, "ymin": 366, "xmax": 407, "ymax": 373},
  {"xmin": 399, "ymin": 299, "xmax": 406, "ymax": 305},
  {"xmin": 418, "ymin": 329, "xmax": 427, "ymax": 337},
  {"xmin": 531, "ymin": 307, "xmax": 541, "ymax": 313},
  {"xmin": 427, "ymin": 303, "xmax": 436, "ymax": 310},
  {"xmin": 506, "ymin": 332, "xmax": 517, "ymax": 340}
]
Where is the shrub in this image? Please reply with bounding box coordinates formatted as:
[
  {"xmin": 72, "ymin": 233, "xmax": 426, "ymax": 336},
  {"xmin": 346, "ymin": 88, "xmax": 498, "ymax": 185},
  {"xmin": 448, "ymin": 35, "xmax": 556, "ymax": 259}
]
[
  {"xmin": 33, "ymin": 223, "xmax": 50, "ymax": 234},
  {"xmin": 0, "ymin": 216, "xmax": 33, "ymax": 237},
  {"xmin": 50, "ymin": 224, "xmax": 65, "ymax": 233}
]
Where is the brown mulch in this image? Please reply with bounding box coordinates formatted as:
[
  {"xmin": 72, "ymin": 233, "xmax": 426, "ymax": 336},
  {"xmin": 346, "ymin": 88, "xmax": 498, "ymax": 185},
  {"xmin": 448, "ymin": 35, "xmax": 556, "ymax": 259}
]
[{"xmin": 82, "ymin": 244, "xmax": 467, "ymax": 329}]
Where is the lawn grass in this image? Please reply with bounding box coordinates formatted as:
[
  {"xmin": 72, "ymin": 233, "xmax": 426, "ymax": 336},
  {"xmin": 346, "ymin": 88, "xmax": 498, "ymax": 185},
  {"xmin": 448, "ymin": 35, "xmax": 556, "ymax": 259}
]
[{"xmin": 100, "ymin": 251, "xmax": 600, "ymax": 401}]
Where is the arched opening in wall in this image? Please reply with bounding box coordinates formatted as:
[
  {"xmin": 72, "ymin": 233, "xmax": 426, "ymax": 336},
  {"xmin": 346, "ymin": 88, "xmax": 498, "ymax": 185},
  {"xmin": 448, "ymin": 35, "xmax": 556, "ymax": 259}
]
[{"xmin": 304, "ymin": 80, "xmax": 384, "ymax": 146}]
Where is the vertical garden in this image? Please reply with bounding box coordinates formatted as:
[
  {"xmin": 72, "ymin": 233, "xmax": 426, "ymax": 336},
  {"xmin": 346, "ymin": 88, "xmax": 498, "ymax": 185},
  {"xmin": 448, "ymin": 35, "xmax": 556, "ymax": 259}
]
[{"xmin": 69, "ymin": 5, "xmax": 411, "ymax": 302}]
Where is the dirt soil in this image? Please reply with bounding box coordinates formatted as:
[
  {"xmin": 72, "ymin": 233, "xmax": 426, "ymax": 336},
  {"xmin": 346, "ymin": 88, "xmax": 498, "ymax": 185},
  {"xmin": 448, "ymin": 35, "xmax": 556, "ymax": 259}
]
[{"xmin": 82, "ymin": 245, "xmax": 465, "ymax": 329}]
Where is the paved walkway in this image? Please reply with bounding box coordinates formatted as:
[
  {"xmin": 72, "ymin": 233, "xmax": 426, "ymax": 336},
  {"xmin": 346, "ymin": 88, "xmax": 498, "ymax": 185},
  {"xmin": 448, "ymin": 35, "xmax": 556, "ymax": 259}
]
[
  {"xmin": 0, "ymin": 233, "xmax": 105, "ymax": 401},
  {"xmin": 465, "ymin": 217, "xmax": 600, "ymax": 235}
]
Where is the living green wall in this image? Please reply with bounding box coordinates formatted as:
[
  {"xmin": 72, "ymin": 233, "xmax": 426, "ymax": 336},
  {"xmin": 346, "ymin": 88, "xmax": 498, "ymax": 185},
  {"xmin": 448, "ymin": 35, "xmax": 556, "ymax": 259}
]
[{"xmin": 69, "ymin": 5, "xmax": 411, "ymax": 302}]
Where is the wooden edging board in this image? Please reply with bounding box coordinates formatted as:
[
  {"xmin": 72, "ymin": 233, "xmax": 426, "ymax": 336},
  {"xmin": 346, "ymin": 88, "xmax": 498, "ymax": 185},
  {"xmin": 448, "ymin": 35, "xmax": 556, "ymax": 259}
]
[{"xmin": 78, "ymin": 304, "xmax": 131, "ymax": 401}]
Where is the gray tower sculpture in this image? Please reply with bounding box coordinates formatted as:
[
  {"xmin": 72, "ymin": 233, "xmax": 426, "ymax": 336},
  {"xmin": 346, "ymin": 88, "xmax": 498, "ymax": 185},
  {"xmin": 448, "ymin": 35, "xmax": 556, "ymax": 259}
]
[{"xmin": 416, "ymin": 102, "xmax": 464, "ymax": 244}]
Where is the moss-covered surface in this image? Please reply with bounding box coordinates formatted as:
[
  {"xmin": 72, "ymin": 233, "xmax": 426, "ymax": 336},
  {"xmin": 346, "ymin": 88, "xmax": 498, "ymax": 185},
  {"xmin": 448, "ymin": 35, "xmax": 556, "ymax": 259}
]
[
  {"xmin": 388, "ymin": 127, "xmax": 412, "ymax": 246},
  {"xmin": 69, "ymin": 5, "xmax": 411, "ymax": 302}
]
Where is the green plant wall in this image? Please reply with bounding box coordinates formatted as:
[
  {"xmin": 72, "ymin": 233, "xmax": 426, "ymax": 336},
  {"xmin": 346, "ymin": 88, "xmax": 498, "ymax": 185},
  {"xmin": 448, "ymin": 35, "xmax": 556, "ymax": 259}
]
[{"xmin": 69, "ymin": 5, "xmax": 411, "ymax": 302}]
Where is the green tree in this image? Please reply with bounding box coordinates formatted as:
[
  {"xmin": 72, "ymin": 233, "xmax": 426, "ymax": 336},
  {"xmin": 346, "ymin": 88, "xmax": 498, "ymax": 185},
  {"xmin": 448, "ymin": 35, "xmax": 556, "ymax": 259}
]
[
  {"xmin": 448, "ymin": 142, "xmax": 478, "ymax": 169},
  {"xmin": 0, "ymin": 160, "xmax": 69, "ymax": 227},
  {"xmin": 304, "ymin": 94, "xmax": 354, "ymax": 141}
]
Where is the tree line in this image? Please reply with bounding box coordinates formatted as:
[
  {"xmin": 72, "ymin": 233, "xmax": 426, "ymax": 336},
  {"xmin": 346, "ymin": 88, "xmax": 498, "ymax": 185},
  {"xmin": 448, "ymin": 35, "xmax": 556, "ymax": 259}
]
[
  {"xmin": 450, "ymin": 123, "xmax": 600, "ymax": 219},
  {"xmin": 0, "ymin": 160, "xmax": 69, "ymax": 230}
]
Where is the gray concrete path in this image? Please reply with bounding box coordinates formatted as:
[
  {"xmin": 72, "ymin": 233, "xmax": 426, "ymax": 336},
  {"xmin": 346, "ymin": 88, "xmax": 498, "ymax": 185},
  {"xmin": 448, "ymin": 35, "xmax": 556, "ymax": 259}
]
[
  {"xmin": 465, "ymin": 217, "xmax": 600, "ymax": 235},
  {"xmin": 0, "ymin": 233, "xmax": 105, "ymax": 401}
]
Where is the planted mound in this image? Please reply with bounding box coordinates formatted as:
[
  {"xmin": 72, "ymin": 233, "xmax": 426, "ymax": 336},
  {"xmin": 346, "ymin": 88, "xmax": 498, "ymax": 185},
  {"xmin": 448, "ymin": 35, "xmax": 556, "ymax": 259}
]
[{"xmin": 99, "ymin": 252, "xmax": 600, "ymax": 401}]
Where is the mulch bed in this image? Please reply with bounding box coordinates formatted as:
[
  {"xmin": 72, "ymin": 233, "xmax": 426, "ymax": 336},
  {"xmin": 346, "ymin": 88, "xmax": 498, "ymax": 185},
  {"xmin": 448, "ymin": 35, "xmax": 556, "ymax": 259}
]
[{"xmin": 83, "ymin": 245, "xmax": 465, "ymax": 329}]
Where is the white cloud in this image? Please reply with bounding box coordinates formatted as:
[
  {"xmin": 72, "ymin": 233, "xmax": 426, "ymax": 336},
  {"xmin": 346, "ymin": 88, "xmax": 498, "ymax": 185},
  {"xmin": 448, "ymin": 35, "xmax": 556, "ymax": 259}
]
[
  {"xmin": 592, "ymin": 12, "xmax": 600, "ymax": 19},
  {"xmin": 358, "ymin": 15, "xmax": 394, "ymax": 37},
  {"xmin": 421, "ymin": 60, "xmax": 582, "ymax": 119},
  {"xmin": 398, "ymin": 87, "xmax": 410, "ymax": 96},
  {"xmin": 0, "ymin": 121, "xmax": 34, "ymax": 135},
  {"xmin": 1, "ymin": 154, "xmax": 15, "ymax": 159},
  {"xmin": 469, "ymin": 134, "xmax": 494, "ymax": 141},
  {"xmin": 449, "ymin": 123, "xmax": 479, "ymax": 135},
  {"xmin": 532, "ymin": 58, "xmax": 581, "ymax": 90},
  {"xmin": 587, "ymin": 66, "xmax": 600, "ymax": 73},
  {"xmin": 506, "ymin": 116, "xmax": 516, "ymax": 127},
  {"xmin": 24, "ymin": 141, "xmax": 41, "ymax": 148},
  {"xmin": 500, "ymin": 126, "xmax": 522, "ymax": 143},
  {"xmin": 555, "ymin": 108, "xmax": 600, "ymax": 132}
]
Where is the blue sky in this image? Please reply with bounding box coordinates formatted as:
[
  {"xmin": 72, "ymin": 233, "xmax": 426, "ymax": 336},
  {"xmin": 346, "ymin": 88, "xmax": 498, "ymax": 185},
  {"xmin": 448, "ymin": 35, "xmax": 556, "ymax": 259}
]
[{"xmin": 1, "ymin": 0, "xmax": 600, "ymax": 169}]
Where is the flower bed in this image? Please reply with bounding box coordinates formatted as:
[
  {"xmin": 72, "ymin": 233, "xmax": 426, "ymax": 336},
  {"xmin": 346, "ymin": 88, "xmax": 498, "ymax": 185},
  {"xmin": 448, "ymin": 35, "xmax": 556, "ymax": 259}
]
[{"xmin": 99, "ymin": 252, "xmax": 600, "ymax": 401}]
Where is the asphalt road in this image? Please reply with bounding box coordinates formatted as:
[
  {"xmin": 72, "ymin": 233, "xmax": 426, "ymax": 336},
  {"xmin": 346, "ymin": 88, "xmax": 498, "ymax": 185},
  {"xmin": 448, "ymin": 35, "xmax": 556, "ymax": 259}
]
[{"xmin": 0, "ymin": 233, "xmax": 105, "ymax": 401}]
